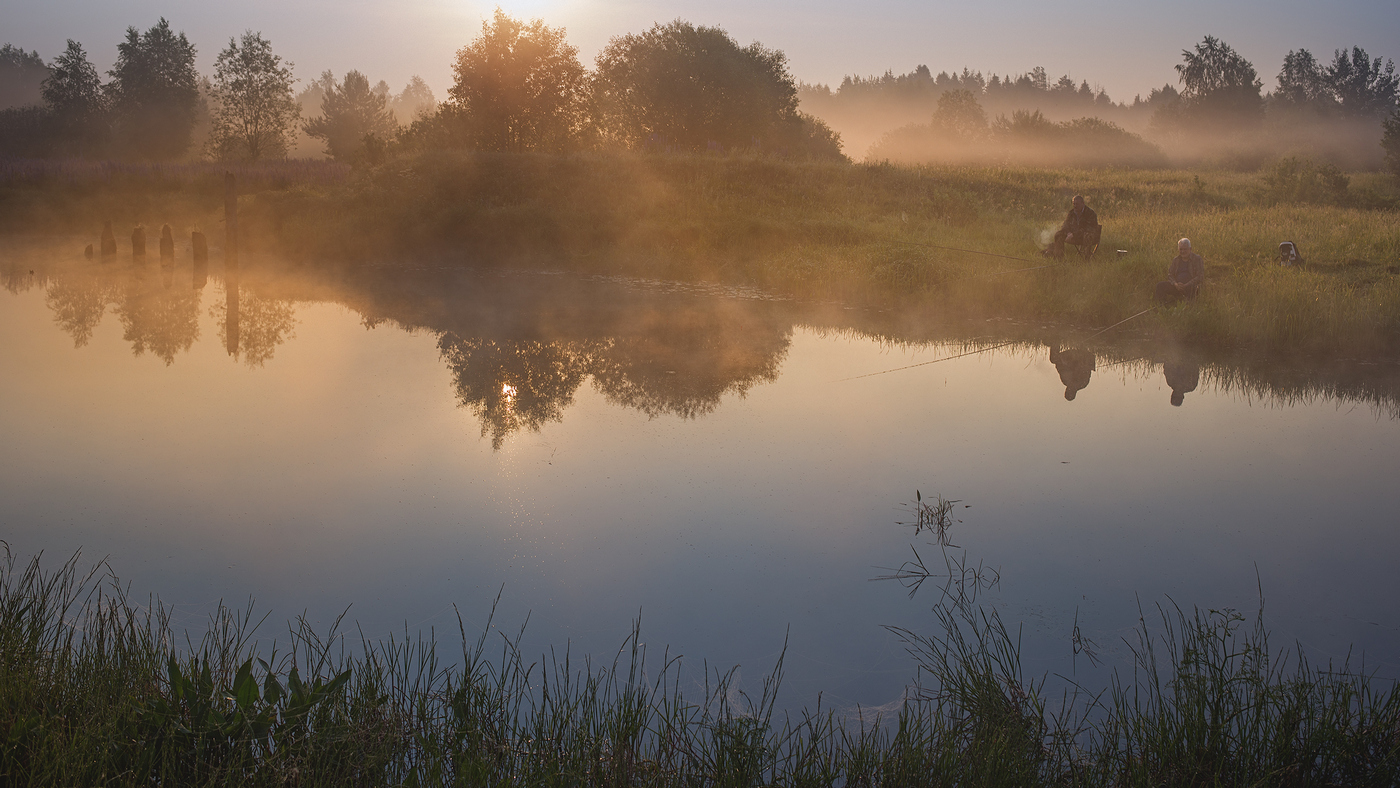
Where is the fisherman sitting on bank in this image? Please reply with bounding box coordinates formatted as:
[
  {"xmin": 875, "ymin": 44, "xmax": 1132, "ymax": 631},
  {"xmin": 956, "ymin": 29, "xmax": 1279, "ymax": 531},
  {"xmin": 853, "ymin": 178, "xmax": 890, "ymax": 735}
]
[
  {"xmin": 1154, "ymin": 238, "xmax": 1204, "ymax": 304},
  {"xmin": 1045, "ymin": 195, "xmax": 1101, "ymax": 260},
  {"xmin": 1277, "ymin": 241, "xmax": 1304, "ymax": 267}
]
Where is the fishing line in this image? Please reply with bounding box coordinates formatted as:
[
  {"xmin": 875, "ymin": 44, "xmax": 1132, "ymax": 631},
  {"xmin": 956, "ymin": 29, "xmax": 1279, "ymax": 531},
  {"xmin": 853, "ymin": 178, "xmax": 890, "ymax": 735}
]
[
  {"xmin": 882, "ymin": 238, "xmax": 1071, "ymax": 279},
  {"xmin": 884, "ymin": 238, "xmax": 1046, "ymax": 266},
  {"xmin": 835, "ymin": 307, "xmax": 1160, "ymax": 383},
  {"xmin": 834, "ymin": 340, "xmax": 1021, "ymax": 382}
]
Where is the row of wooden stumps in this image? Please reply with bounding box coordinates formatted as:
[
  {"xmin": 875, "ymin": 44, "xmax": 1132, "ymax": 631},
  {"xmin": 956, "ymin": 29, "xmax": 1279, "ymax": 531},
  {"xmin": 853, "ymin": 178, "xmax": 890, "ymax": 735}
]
[
  {"xmin": 87, "ymin": 222, "xmax": 207, "ymax": 264},
  {"xmin": 82, "ymin": 173, "xmax": 240, "ymax": 354}
]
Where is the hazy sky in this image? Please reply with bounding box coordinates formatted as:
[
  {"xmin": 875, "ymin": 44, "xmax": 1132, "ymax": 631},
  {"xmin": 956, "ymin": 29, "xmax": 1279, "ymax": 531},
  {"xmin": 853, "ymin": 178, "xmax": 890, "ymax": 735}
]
[{"xmin": 5, "ymin": 0, "xmax": 1398, "ymax": 103}]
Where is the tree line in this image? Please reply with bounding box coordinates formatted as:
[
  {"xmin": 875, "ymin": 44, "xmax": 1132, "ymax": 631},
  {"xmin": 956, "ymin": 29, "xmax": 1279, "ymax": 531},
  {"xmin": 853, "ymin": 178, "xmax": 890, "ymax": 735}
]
[
  {"xmin": 0, "ymin": 11, "xmax": 844, "ymax": 165},
  {"xmin": 3, "ymin": 23, "xmax": 1398, "ymax": 172}
]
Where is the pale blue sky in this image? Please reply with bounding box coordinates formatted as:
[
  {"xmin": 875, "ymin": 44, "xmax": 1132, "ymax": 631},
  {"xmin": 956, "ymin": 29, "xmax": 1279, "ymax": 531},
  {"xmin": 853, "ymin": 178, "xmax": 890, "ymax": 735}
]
[{"xmin": 4, "ymin": 0, "xmax": 1397, "ymax": 103}]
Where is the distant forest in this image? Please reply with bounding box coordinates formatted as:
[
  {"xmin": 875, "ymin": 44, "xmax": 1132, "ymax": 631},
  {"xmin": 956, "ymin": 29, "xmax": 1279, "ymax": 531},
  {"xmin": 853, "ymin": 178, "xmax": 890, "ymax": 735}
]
[{"xmin": 2, "ymin": 18, "xmax": 1398, "ymax": 172}]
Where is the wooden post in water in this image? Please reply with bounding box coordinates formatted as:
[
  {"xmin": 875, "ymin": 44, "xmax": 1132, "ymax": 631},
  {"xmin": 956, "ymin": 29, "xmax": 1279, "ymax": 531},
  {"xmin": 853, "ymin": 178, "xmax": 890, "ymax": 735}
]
[
  {"xmin": 100, "ymin": 221, "xmax": 116, "ymax": 257},
  {"xmin": 226, "ymin": 268, "xmax": 240, "ymax": 357},
  {"xmin": 224, "ymin": 172, "xmax": 238, "ymax": 269},
  {"xmin": 192, "ymin": 230, "xmax": 208, "ymax": 289}
]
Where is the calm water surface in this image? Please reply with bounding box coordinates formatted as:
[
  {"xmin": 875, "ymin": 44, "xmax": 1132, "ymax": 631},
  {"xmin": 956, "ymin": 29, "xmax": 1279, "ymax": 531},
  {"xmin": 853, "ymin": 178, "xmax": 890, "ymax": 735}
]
[{"xmin": 3, "ymin": 241, "xmax": 1398, "ymax": 710}]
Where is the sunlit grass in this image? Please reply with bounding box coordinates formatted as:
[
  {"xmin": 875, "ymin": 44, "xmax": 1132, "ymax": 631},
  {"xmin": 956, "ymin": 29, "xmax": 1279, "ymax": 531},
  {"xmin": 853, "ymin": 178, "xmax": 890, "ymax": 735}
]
[{"xmin": 4, "ymin": 152, "xmax": 1398, "ymax": 356}]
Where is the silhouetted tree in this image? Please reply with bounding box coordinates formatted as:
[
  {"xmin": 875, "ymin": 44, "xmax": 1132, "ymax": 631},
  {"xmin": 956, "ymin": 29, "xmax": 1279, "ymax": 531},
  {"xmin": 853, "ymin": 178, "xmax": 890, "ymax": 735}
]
[
  {"xmin": 933, "ymin": 89, "xmax": 988, "ymax": 138},
  {"xmin": 1168, "ymin": 36, "xmax": 1263, "ymax": 127},
  {"xmin": 390, "ymin": 75, "xmax": 436, "ymax": 124},
  {"xmin": 1274, "ymin": 49, "xmax": 1333, "ymax": 112},
  {"xmin": 105, "ymin": 19, "xmax": 201, "ymax": 159},
  {"xmin": 593, "ymin": 20, "xmax": 799, "ymax": 152},
  {"xmin": 207, "ymin": 31, "xmax": 299, "ymax": 161},
  {"xmin": 1383, "ymin": 110, "xmax": 1400, "ymax": 176},
  {"xmin": 303, "ymin": 70, "xmax": 397, "ymax": 162},
  {"xmin": 446, "ymin": 9, "xmax": 588, "ymax": 152},
  {"xmin": 0, "ymin": 44, "xmax": 50, "ymax": 108},
  {"xmin": 42, "ymin": 40, "xmax": 107, "ymax": 154},
  {"xmin": 1325, "ymin": 47, "xmax": 1399, "ymax": 118}
]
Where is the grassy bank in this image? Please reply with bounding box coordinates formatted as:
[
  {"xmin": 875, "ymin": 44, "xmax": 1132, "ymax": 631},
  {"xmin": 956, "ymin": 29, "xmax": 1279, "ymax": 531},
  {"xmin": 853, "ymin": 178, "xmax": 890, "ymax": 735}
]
[
  {"xmin": 3, "ymin": 549, "xmax": 1398, "ymax": 786},
  {"xmin": 4, "ymin": 153, "xmax": 1400, "ymax": 356}
]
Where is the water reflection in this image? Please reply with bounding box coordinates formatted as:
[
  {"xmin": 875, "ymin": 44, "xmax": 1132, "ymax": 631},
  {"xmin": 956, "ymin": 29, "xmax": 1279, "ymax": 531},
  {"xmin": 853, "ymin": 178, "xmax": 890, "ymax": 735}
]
[
  {"xmin": 9, "ymin": 241, "xmax": 1400, "ymax": 446},
  {"xmin": 1164, "ymin": 355, "xmax": 1201, "ymax": 407},
  {"xmin": 1048, "ymin": 343, "xmax": 1096, "ymax": 401},
  {"xmin": 44, "ymin": 264, "xmax": 114, "ymax": 347},
  {"xmin": 115, "ymin": 261, "xmax": 200, "ymax": 365},
  {"xmin": 209, "ymin": 274, "xmax": 298, "ymax": 368}
]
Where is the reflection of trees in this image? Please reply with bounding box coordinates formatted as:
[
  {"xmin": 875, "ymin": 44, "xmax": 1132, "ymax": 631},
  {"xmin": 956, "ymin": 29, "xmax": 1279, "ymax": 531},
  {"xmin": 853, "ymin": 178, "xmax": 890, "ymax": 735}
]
[
  {"xmin": 45, "ymin": 272, "xmax": 114, "ymax": 347},
  {"xmin": 209, "ymin": 280, "xmax": 298, "ymax": 367},
  {"xmin": 589, "ymin": 307, "xmax": 788, "ymax": 418},
  {"xmin": 432, "ymin": 305, "xmax": 791, "ymax": 447},
  {"xmin": 438, "ymin": 335, "xmax": 594, "ymax": 450},
  {"xmin": 2, "ymin": 263, "xmax": 39, "ymax": 294},
  {"xmin": 116, "ymin": 269, "xmax": 201, "ymax": 365}
]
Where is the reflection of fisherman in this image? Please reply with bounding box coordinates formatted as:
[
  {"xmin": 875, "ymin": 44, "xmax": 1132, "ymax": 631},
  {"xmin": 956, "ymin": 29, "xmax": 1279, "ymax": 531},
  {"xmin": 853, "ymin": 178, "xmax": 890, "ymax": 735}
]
[
  {"xmin": 1046, "ymin": 195, "xmax": 1101, "ymax": 260},
  {"xmin": 1049, "ymin": 343, "xmax": 1096, "ymax": 401},
  {"xmin": 1155, "ymin": 238, "xmax": 1204, "ymax": 304},
  {"xmin": 1164, "ymin": 357, "xmax": 1200, "ymax": 407},
  {"xmin": 1277, "ymin": 241, "xmax": 1304, "ymax": 267}
]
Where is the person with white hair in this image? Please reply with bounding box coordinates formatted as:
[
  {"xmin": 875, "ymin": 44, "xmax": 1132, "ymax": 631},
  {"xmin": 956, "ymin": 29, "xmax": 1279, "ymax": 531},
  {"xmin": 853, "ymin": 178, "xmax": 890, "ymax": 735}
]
[
  {"xmin": 1155, "ymin": 237, "xmax": 1204, "ymax": 304},
  {"xmin": 1277, "ymin": 241, "xmax": 1304, "ymax": 267}
]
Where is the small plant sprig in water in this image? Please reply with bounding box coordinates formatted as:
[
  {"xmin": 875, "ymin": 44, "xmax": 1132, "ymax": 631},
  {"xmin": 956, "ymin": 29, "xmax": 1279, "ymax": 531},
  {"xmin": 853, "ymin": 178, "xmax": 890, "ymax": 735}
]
[
  {"xmin": 878, "ymin": 490, "xmax": 1000, "ymax": 605},
  {"xmin": 900, "ymin": 488, "xmax": 960, "ymax": 547}
]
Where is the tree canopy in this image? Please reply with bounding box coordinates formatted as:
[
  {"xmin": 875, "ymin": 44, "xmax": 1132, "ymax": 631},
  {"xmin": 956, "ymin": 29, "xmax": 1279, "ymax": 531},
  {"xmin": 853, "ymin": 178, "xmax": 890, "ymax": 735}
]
[
  {"xmin": 1326, "ymin": 47, "xmax": 1399, "ymax": 118},
  {"xmin": 0, "ymin": 44, "xmax": 50, "ymax": 108},
  {"xmin": 592, "ymin": 21, "xmax": 800, "ymax": 152},
  {"xmin": 208, "ymin": 31, "xmax": 299, "ymax": 161},
  {"xmin": 303, "ymin": 70, "xmax": 398, "ymax": 162},
  {"xmin": 447, "ymin": 9, "xmax": 588, "ymax": 152},
  {"xmin": 1172, "ymin": 36, "xmax": 1263, "ymax": 126},
  {"xmin": 105, "ymin": 18, "xmax": 201, "ymax": 159},
  {"xmin": 42, "ymin": 40, "xmax": 105, "ymax": 154}
]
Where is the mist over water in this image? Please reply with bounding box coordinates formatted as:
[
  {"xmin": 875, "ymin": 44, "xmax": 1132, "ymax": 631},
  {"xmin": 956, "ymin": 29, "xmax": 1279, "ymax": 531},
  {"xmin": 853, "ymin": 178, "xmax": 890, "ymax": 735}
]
[{"xmin": 4, "ymin": 242, "xmax": 1399, "ymax": 711}]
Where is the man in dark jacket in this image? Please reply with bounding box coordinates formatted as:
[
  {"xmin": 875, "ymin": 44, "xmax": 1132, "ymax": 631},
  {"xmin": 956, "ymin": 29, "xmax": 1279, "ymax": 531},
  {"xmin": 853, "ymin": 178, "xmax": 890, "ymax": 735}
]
[
  {"xmin": 1046, "ymin": 195, "xmax": 1101, "ymax": 259},
  {"xmin": 1155, "ymin": 238, "xmax": 1205, "ymax": 303}
]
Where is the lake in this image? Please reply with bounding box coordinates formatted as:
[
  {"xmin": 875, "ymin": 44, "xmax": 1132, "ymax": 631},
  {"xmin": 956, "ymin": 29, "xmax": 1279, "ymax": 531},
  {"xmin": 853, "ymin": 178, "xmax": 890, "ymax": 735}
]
[{"xmin": 3, "ymin": 238, "xmax": 1398, "ymax": 712}]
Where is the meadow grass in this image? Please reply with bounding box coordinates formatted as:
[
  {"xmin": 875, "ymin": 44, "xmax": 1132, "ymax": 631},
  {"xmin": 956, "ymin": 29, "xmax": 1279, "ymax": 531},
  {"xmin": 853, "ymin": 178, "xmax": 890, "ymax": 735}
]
[
  {"xmin": 3, "ymin": 152, "xmax": 1398, "ymax": 356},
  {"xmin": 3, "ymin": 548, "xmax": 1398, "ymax": 786}
]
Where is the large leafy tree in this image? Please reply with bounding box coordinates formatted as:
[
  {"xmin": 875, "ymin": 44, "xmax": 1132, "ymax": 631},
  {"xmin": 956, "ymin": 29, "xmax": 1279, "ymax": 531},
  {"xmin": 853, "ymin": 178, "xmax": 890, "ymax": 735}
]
[
  {"xmin": 933, "ymin": 89, "xmax": 988, "ymax": 138},
  {"xmin": 1274, "ymin": 49, "xmax": 1333, "ymax": 111},
  {"xmin": 1383, "ymin": 110, "xmax": 1400, "ymax": 176},
  {"xmin": 0, "ymin": 44, "xmax": 50, "ymax": 108},
  {"xmin": 390, "ymin": 75, "xmax": 437, "ymax": 124},
  {"xmin": 592, "ymin": 21, "xmax": 800, "ymax": 151},
  {"xmin": 1171, "ymin": 36, "xmax": 1263, "ymax": 126},
  {"xmin": 42, "ymin": 40, "xmax": 106, "ymax": 154},
  {"xmin": 447, "ymin": 9, "xmax": 588, "ymax": 152},
  {"xmin": 207, "ymin": 32, "xmax": 299, "ymax": 161},
  {"xmin": 1325, "ymin": 47, "xmax": 1399, "ymax": 118},
  {"xmin": 105, "ymin": 18, "xmax": 201, "ymax": 159},
  {"xmin": 302, "ymin": 70, "xmax": 397, "ymax": 162}
]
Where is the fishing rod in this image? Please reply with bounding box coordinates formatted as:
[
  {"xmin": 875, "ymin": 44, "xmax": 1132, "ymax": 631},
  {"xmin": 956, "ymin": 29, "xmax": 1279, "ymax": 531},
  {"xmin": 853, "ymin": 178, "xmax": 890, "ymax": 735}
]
[
  {"xmin": 835, "ymin": 306, "xmax": 1160, "ymax": 383},
  {"xmin": 835, "ymin": 340, "xmax": 1021, "ymax": 382},
  {"xmin": 885, "ymin": 238, "xmax": 1046, "ymax": 266},
  {"xmin": 884, "ymin": 238, "xmax": 1065, "ymax": 278}
]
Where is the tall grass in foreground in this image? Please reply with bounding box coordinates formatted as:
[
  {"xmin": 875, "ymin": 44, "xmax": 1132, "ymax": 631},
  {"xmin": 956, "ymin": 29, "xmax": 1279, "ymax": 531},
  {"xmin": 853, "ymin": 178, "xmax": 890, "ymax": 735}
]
[{"xmin": 3, "ymin": 548, "xmax": 1397, "ymax": 786}]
